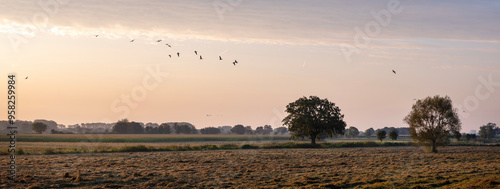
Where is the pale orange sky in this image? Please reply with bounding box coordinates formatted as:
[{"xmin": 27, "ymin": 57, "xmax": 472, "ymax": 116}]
[{"xmin": 1, "ymin": 0, "xmax": 499, "ymax": 132}]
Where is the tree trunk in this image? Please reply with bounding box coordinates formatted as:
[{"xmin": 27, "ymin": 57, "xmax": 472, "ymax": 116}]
[
  {"xmin": 311, "ymin": 136, "xmax": 316, "ymax": 145},
  {"xmin": 431, "ymin": 141, "xmax": 437, "ymax": 153}
]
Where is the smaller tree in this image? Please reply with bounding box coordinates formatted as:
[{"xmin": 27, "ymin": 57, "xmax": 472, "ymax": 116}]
[
  {"xmin": 32, "ymin": 122, "xmax": 48, "ymax": 134},
  {"xmin": 263, "ymin": 125, "xmax": 273, "ymax": 135},
  {"xmin": 245, "ymin": 126, "xmax": 254, "ymax": 135},
  {"xmin": 344, "ymin": 126, "xmax": 360, "ymax": 138},
  {"xmin": 200, "ymin": 127, "xmax": 221, "ymax": 134},
  {"xmin": 274, "ymin": 127, "xmax": 288, "ymax": 135},
  {"xmin": 365, "ymin": 128, "xmax": 375, "ymax": 139},
  {"xmin": 465, "ymin": 133, "xmax": 477, "ymax": 141},
  {"xmin": 479, "ymin": 123, "xmax": 496, "ymax": 140},
  {"xmin": 158, "ymin": 123, "xmax": 171, "ymax": 134},
  {"xmin": 231, "ymin": 125, "xmax": 246, "ymax": 135},
  {"xmin": 377, "ymin": 130, "xmax": 386, "ymax": 142},
  {"xmin": 389, "ymin": 130, "xmax": 398, "ymax": 140},
  {"xmin": 404, "ymin": 95, "xmax": 461, "ymax": 153},
  {"xmin": 255, "ymin": 126, "xmax": 264, "ymax": 135}
]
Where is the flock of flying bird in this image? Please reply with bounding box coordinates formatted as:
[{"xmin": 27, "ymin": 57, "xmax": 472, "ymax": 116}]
[{"xmin": 94, "ymin": 34, "xmax": 239, "ymax": 66}]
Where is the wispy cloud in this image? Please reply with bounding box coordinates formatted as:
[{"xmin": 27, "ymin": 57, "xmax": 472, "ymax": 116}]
[{"xmin": 1, "ymin": 0, "xmax": 499, "ymax": 48}]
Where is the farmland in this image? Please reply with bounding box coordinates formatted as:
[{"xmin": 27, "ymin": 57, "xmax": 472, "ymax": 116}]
[
  {"xmin": 1, "ymin": 134, "xmax": 499, "ymax": 188},
  {"xmin": 0, "ymin": 134, "xmax": 412, "ymax": 155},
  {"xmin": 1, "ymin": 146, "xmax": 499, "ymax": 188}
]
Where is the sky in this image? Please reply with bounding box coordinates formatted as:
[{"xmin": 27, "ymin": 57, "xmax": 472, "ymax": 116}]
[{"xmin": 1, "ymin": 0, "xmax": 499, "ymax": 132}]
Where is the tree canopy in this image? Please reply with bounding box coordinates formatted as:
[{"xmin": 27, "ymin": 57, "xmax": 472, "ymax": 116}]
[
  {"xmin": 32, "ymin": 122, "xmax": 48, "ymax": 134},
  {"xmin": 345, "ymin": 126, "xmax": 360, "ymax": 138},
  {"xmin": 388, "ymin": 130, "xmax": 398, "ymax": 140},
  {"xmin": 479, "ymin": 123, "xmax": 497, "ymax": 139},
  {"xmin": 231, "ymin": 125, "xmax": 246, "ymax": 135},
  {"xmin": 377, "ymin": 130, "xmax": 386, "ymax": 142},
  {"xmin": 404, "ymin": 95, "xmax": 461, "ymax": 153},
  {"xmin": 365, "ymin": 128, "xmax": 375, "ymax": 139},
  {"xmin": 111, "ymin": 119, "xmax": 144, "ymax": 134},
  {"xmin": 282, "ymin": 96, "xmax": 346, "ymax": 145}
]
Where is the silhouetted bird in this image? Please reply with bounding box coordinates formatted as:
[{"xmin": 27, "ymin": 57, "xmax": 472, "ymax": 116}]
[
  {"xmin": 130, "ymin": 39, "xmax": 135, "ymax": 42},
  {"xmin": 169, "ymin": 55, "xmax": 172, "ymax": 58},
  {"xmin": 95, "ymin": 35, "xmax": 99, "ymax": 37},
  {"xmin": 233, "ymin": 60, "xmax": 238, "ymax": 65},
  {"xmin": 157, "ymin": 40, "xmax": 162, "ymax": 42},
  {"xmin": 200, "ymin": 55, "xmax": 203, "ymax": 60},
  {"xmin": 219, "ymin": 56, "xmax": 222, "ymax": 60},
  {"xmin": 25, "ymin": 77, "xmax": 28, "ymax": 79},
  {"xmin": 177, "ymin": 52, "xmax": 180, "ymax": 57},
  {"xmin": 166, "ymin": 44, "xmax": 171, "ymax": 47},
  {"xmin": 392, "ymin": 70, "xmax": 396, "ymax": 74},
  {"xmin": 194, "ymin": 51, "xmax": 198, "ymax": 55}
]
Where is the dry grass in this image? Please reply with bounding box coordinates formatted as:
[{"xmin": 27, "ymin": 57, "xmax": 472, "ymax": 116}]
[{"xmin": 0, "ymin": 146, "xmax": 499, "ymax": 188}]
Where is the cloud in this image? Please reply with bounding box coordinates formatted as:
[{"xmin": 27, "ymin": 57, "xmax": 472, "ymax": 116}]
[{"xmin": 1, "ymin": 0, "xmax": 499, "ymax": 48}]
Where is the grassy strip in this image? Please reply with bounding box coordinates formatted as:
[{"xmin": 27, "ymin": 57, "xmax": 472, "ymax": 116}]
[
  {"xmin": 1, "ymin": 141, "xmax": 412, "ymax": 155},
  {"xmin": 0, "ymin": 135, "xmax": 291, "ymax": 143},
  {"xmin": 2, "ymin": 141, "xmax": 497, "ymax": 155}
]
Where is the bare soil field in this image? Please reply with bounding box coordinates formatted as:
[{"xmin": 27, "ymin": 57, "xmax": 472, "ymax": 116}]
[{"xmin": 1, "ymin": 146, "xmax": 499, "ymax": 188}]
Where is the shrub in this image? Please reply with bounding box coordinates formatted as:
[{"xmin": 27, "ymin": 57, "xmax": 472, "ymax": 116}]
[
  {"xmin": 117, "ymin": 145, "xmax": 150, "ymax": 152},
  {"xmin": 16, "ymin": 148, "xmax": 25, "ymax": 155},
  {"xmin": 43, "ymin": 148, "xmax": 56, "ymax": 155},
  {"xmin": 241, "ymin": 144, "xmax": 259, "ymax": 149}
]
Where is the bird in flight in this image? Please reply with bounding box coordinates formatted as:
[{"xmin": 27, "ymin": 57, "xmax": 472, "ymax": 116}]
[
  {"xmin": 95, "ymin": 35, "xmax": 99, "ymax": 37},
  {"xmin": 169, "ymin": 55, "xmax": 172, "ymax": 58},
  {"xmin": 233, "ymin": 60, "xmax": 238, "ymax": 65},
  {"xmin": 130, "ymin": 39, "xmax": 135, "ymax": 42},
  {"xmin": 177, "ymin": 52, "xmax": 180, "ymax": 57},
  {"xmin": 194, "ymin": 51, "xmax": 198, "ymax": 55},
  {"xmin": 157, "ymin": 39, "xmax": 162, "ymax": 42},
  {"xmin": 200, "ymin": 55, "xmax": 203, "ymax": 60},
  {"xmin": 25, "ymin": 76, "xmax": 28, "ymax": 79},
  {"xmin": 166, "ymin": 44, "xmax": 171, "ymax": 48},
  {"xmin": 219, "ymin": 56, "xmax": 222, "ymax": 60},
  {"xmin": 392, "ymin": 70, "xmax": 396, "ymax": 74}
]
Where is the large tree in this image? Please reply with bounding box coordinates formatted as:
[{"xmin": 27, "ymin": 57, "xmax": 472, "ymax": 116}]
[
  {"xmin": 479, "ymin": 123, "xmax": 497, "ymax": 139},
  {"xmin": 282, "ymin": 96, "xmax": 346, "ymax": 145},
  {"xmin": 32, "ymin": 122, "xmax": 48, "ymax": 134},
  {"xmin": 404, "ymin": 95, "xmax": 461, "ymax": 153}
]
